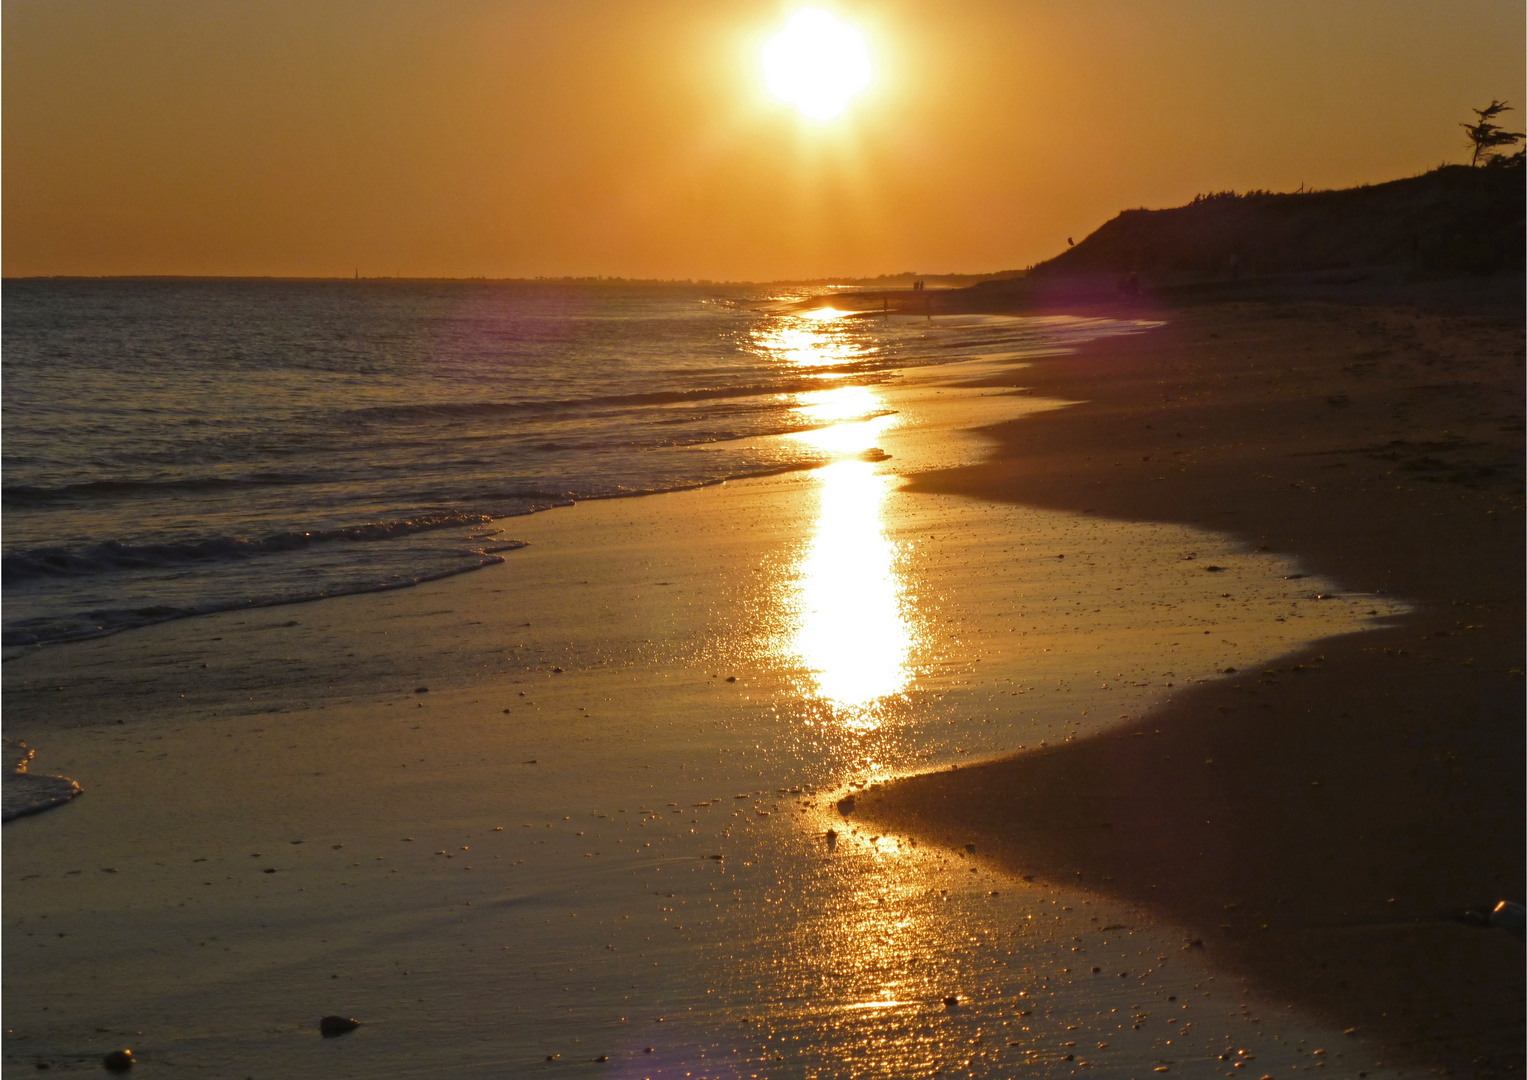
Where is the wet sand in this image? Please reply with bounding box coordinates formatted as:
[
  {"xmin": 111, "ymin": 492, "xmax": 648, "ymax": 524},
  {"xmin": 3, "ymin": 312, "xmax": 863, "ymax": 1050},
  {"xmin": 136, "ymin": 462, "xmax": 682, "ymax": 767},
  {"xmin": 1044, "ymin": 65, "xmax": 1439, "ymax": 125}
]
[{"xmin": 859, "ymin": 286, "xmax": 1526, "ymax": 1076}]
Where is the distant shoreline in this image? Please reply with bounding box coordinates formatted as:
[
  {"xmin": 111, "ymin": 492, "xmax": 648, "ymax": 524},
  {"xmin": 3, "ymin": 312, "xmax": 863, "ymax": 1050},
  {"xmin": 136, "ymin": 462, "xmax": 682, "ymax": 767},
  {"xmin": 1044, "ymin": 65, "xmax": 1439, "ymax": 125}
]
[{"xmin": 0, "ymin": 271, "xmax": 1021, "ymax": 288}]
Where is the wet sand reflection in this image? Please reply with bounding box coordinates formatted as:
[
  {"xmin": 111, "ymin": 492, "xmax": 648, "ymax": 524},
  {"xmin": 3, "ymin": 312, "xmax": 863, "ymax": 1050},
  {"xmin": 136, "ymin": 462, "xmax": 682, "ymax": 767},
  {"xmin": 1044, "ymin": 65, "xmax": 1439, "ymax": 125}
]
[{"xmin": 787, "ymin": 387, "xmax": 917, "ymax": 730}]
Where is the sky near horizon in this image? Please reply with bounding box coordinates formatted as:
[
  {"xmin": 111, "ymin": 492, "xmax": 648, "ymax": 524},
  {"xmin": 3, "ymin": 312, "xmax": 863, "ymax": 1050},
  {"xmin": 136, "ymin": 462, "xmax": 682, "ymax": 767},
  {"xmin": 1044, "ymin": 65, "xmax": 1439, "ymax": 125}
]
[{"xmin": 5, "ymin": 0, "xmax": 1524, "ymax": 280}]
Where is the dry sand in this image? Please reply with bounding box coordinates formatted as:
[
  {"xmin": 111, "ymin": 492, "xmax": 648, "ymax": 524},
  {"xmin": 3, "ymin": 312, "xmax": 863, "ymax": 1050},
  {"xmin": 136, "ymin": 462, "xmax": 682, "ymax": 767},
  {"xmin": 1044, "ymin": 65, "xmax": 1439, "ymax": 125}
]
[{"xmin": 858, "ymin": 284, "xmax": 1526, "ymax": 1076}]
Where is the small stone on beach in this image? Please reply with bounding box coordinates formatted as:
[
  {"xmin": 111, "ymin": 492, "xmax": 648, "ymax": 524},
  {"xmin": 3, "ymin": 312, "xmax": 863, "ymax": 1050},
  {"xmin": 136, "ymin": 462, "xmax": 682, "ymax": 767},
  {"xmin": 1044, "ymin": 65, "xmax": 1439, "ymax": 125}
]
[
  {"xmin": 319, "ymin": 1015, "xmax": 360, "ymax": 1036},
  {"xmin": 101, "ymin": 1049, "xmax": 134, "ymax": 1072},
  {"xmin": 1489, "ymin": 900, "xmax": 1525, "ymax": 939}
]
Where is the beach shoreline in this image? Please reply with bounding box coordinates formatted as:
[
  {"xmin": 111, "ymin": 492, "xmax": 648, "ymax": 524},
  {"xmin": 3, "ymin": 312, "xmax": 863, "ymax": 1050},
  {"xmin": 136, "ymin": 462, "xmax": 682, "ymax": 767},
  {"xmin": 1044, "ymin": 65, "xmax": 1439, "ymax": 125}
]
[
  {"xmin": 4, "ymin": 287, "xmax": 1518, "ymax": 1076},
  {"xmin": 858, "ymin": 283, "xmax": 1526, "ymax": 1075},
  {"xmin": 2, "ymin": 301, "xmax": 1432, "ymax": 1078}
]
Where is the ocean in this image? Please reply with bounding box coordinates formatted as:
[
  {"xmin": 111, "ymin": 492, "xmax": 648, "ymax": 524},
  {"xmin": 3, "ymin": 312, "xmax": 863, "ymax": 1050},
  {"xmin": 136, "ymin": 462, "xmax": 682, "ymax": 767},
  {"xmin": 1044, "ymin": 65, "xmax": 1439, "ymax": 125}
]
[{"xmin": 2, "ymin": 278, "xmax": 1134, "ymax": 647}]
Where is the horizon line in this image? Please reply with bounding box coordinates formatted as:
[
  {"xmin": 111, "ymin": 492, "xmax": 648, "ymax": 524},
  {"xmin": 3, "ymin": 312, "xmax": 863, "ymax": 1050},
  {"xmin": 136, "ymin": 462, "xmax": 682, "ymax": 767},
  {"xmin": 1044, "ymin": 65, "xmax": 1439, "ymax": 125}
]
[{"xmin": 2, "ymin": 270, "xmax": 1026, "ymax": 287}]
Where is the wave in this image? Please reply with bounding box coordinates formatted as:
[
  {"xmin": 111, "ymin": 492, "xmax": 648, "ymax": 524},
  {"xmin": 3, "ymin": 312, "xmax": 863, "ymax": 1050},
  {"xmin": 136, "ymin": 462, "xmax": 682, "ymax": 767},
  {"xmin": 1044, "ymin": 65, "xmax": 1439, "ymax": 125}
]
[
  {"xmin": 339, "ymin": 374, "xmax": 890, "ymax": 425},
  {"xmin": 2, "ymin": 511, "xmax": 494, "ymax": 582},
  {"xmin": 1, "ymin": 545, "xmax": 522, "ymax": 648},
  {"xmin": 3, "ymin": 472, "xmax": 321, "ymax": 507}
]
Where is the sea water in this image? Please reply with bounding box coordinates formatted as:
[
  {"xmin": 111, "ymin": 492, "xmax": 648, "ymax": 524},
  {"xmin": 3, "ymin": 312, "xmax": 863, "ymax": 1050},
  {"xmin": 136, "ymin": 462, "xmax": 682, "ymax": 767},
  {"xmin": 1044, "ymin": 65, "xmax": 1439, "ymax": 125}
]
[{"xmin": 2, "ymin": 279, "xmax": 1139, "ymax": 647}]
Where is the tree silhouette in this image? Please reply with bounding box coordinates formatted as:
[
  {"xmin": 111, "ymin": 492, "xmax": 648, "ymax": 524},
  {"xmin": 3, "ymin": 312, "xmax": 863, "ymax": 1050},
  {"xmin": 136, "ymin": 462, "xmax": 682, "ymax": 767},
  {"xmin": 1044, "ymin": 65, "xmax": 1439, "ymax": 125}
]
[{"xmin": 1462, "ymin": 100, "xmax": 1525, "ymax": 166}]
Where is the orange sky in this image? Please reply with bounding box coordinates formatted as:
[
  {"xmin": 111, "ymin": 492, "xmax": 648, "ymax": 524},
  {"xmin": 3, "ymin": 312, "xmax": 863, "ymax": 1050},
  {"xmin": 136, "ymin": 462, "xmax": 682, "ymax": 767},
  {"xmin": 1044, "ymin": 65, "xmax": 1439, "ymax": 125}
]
[{"xmin": 5, "ymin": 0, "xmax": 1523, "ymax": 280}]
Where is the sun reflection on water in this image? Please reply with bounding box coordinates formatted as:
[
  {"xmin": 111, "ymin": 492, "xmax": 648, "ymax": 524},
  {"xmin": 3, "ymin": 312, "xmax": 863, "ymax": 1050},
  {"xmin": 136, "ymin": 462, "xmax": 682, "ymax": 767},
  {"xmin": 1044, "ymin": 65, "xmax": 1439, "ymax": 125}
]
[
  {"xmin": 753, "ymin": 306, "xmax": 865, "ymax": 370},
  {"xmin": 792, "ymin": 384, "xmax": 882, "ymax": 423},
  {"xmin": 784, "ymin": 379, "xmax": 918, "ymax": 730},
  {"xmin": 792, "ymin": 458, "xmax": 910, "ymax": 725}
]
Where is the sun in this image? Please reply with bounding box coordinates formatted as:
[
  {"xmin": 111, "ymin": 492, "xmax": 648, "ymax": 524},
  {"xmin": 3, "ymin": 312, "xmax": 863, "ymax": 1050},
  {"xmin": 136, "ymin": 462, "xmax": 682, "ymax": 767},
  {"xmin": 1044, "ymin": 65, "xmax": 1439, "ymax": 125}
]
[{"xmin": 762, "ymin": 9, "xmax": 872, "ymax": 121}]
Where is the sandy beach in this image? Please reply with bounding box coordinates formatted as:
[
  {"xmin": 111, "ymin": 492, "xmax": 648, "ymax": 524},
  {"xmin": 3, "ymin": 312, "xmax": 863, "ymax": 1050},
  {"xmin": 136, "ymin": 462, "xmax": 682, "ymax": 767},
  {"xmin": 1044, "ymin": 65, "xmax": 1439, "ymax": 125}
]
[
  {"xmin": 0, "ymin": 303, "xmax": 1452, "ymax": 1078},
  {"xmin": 860, "ymin": 280, "xmax": 1527, "ymax": 1076}
]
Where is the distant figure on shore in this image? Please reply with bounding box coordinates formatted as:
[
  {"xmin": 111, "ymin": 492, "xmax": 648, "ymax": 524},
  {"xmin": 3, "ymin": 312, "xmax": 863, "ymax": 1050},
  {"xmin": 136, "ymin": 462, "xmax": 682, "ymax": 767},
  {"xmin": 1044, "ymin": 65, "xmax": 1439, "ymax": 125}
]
[{"xmin": 912, "ymin": 279, "xmax": 924, "ymax": 291}]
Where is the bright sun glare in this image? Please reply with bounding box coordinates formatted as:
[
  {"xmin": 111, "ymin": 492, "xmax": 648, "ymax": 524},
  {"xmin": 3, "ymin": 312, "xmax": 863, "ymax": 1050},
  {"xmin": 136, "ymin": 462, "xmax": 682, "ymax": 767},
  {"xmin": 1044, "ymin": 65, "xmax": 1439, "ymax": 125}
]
[{"xmin": 762, "ymin": 9, "xmax": 872, "ymax": 120}]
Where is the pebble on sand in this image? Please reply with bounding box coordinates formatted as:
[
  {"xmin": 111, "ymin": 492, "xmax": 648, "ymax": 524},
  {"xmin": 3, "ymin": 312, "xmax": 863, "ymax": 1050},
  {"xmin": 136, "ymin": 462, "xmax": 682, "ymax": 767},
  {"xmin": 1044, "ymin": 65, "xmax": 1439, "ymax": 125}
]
[
  {"xmin": 1490, "ymin": 900, "xmax": 1525, "ymax": 939},
  {"xmin": 102, "ymin": 1049, "xmax": 135, "ymax": 1072},
  {"xmin": 943, "ymin": 995, "xmax": 960, "ymax": 1008},
  {"xmin": 319, "ymin": 1015, "xmax": 361, "ymax": 1037}
]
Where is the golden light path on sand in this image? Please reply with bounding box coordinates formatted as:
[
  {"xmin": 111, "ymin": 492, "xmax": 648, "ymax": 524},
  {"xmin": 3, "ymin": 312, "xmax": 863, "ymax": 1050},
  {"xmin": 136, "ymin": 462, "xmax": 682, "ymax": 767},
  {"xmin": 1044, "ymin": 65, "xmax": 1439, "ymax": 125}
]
[
  {"xmin": 753, "ymin": 310, "xmax": 947, "ymax": 1029},
  {"xmin": 757, "ymin": 307, "xmax": 922, "ymax": 730},
  {"xmin": 789, "ymin": 422, "xmax": 910, "ymax": 726}
]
